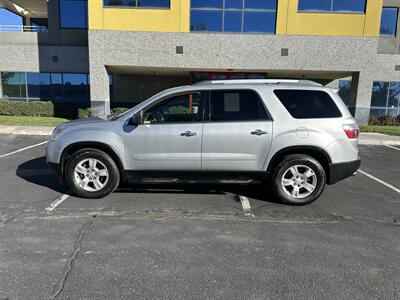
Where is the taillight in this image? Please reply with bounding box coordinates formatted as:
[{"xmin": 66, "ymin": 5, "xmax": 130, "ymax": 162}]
[{"xmin": 343, "ymin": 124, "xmax": 359, "ymax": 139}]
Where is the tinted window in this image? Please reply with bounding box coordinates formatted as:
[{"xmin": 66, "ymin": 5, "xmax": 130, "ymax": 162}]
[
  {"xmin": 380, "ymin": 7, "xmax": 398, "ymax": 37},
  {"xmin": 143, "ymin": 93, "xmax": 203, "ymax": 124},
  {"xmin": 371, "ymin": 82, "xmax": 389, "ymax": 107},
  {"xmin": 60, "ymin": 0, "xmax": 88, "ymax": 29},
  {"xmin": 298, "ymin": 0, "xmax": 366, "ymax": 13},
  {"xmin": 1, "ymin": 72, "xmax": 26, "ymax": 99},
  {"xmin": 338, "ymin": 80, "xmax": 351, "ymax": 106},
  {"xmin": 27, "ymin": 73, "xmax": 51, "ymax": 99},
  {"xmin": 190, "ymin": 0, "xmax": 276, "ymax": 34},
  {"xmin": 274, "ymin": 90, "xmax": 342, "ymax": 119},
  {"xmin": 209, "ymin": 90, "xmax": 268, "ymax": 121}
]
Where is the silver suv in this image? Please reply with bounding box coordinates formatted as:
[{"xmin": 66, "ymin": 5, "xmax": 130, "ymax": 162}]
[{"xmin": 46, "ymin": 79, "xmax": 361, "ymax": 205}]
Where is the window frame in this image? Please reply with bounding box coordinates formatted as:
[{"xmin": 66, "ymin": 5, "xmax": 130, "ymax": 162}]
[
  {"xmin": 141, "ymin": 91, "xmax": 206, "ymax": 125},
  {"xmin": 297, "ymin": 0, "xmax": 367, "ymax": 14},
  {"xmin": 273, "ymin": 89, "xmax": 343, "ymax": 120},
  {"xmin": 379, "ymin": 7, "xmax": 399, "ymax": 37},
  {"xmin": 204, "ymin": 89, "xmax": 272, "ymax": 123},
  {"xmin": 59, "ymin": 0, "xmax": 88, "ymax": 30},
  {"xmin": 103, "ymin": 0, "xmax": 170, "ymax": 10},
  {"xmin": 190, "ymin": 0, "xmax": 278, "ymax": 34}
]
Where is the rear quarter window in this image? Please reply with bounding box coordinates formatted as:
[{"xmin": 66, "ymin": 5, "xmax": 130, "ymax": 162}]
[{"xmin": 273, "ymin": 89, "xmax": 342, "ymax": 119}]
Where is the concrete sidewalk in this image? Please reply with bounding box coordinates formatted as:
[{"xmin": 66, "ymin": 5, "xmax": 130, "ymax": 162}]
[
  {"xmin": 358, "ymin": 132, "xmax": 400, "ymax": 145},
  {"xmin": 0, "ymin": 125, "xmax": 400, "ymax": 146},
  {"xmin": 0, "ymin": 125, "xmax": 54, "ymax": 136}
]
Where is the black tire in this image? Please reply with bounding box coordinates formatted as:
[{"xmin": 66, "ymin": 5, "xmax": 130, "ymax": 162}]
[
  {"xmin": 271, "ymin": 154, "xmax": 326, "ymax": 205},
  {"xmin": 65, "ymin": 149, "xmax": 120, "ymax": 198}
]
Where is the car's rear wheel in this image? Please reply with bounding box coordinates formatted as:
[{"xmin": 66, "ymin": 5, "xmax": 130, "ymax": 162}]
[
  {"xmin": 271, "ymin": 154, "xmax": 326, "ymax": 205},
  {"xmin": 65, "ymin": 149, "xmax": 120, "ymax": 198}
]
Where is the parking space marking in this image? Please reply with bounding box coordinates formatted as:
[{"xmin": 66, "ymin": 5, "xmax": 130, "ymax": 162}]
[
  {"xmin": 385, "ymin": 145, "xmax": 400, "ymax": 151},
  {"xmin": 238, "ymin": 195, "xmax": 255, "ymax": 217},
  {"xmin": 0, "ymin": 141, "xmax": 48, "ymax": 158},
  {"xmin": 45, "ymin": 194, "xmax": 70, "ymax": 212},
  {"xmin": 359, "ymin": 170, "xmax": 400, "ymax": 194}
]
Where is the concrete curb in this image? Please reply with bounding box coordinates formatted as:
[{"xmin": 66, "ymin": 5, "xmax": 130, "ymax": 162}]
[
  {"xmin": 0, "ymin": 125, "xmax": 54, "ymax": 136},
  {"xmin": 358, "ymin": 132, "xmax": 400, "ymax": 146}
]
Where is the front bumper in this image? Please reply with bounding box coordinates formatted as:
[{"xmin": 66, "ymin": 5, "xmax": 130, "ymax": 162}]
[{"xmin": 328, "ymin": 159, "xmax": 361, "ymax": 185}]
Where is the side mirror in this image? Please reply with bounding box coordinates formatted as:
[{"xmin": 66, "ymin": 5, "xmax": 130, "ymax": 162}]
[{"xmin": 130, "ymin": 110, "xmax": 143, "ymax": 125}]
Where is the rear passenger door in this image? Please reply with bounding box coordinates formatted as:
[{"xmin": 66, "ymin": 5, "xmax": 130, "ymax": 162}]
[{"xmin": 202, "ymin": 89, "xmax": 273, "ymax": 171}]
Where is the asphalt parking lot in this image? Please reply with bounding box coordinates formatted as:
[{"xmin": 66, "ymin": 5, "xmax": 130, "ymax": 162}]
[{"xmin": 0, "ymin": 134, "xmax": 399, "ymax": 299}]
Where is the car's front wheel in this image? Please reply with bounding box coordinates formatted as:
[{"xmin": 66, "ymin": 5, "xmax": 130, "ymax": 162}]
[
  {"xmin": 271, "ymin": 154, "xmax": 326, "ymax": 205},
  {"xmin": 65, "ymin": 149, "xmax": 120, "ymax": 198}
]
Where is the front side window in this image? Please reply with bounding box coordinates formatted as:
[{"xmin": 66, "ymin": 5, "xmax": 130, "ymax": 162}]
[
  {"xmin": 143, "ymin": 93, "xmax": 203, "ymax": 124},
  {"xmin": 190, "ymin": 0, "xmax": 277, "ymax": 34},
  {"xmin": 380, "ymin": 7, "xmax": 399, "ymax": 37},
  {"xmin": 60, "ymin": 0, "xmax": 88, "ymax": 29},
  {"xmin": 104, "ymin": 0, "xmax": 170, "ymax": 8},
  {"xmin": 209, "ymin": 90, "xmax": 269, "ymax": 122},
  {"xmin": 298, "ymin": 0, "xmax": 366, "ymax": 13},
  {"xmin": 273, "ymin": 90, "xmax": 342, "ymax": 119}
]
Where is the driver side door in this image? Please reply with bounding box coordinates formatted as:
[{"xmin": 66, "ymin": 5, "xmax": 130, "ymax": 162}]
[{"xmin": 125, "ymin": 92, "xmax": 204, "ymax": 171}]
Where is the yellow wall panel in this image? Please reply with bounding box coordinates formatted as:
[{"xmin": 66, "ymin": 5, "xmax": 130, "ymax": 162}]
[
  {"xmin": 89, "ymin": 0, "xmax": 383, "ymax": 37},
  {"xmin": 88, "ymin": 0, "xmax": 188, "ymax": 32}
]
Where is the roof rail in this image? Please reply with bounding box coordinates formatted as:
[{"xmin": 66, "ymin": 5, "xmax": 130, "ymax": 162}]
[{"xmin": 194, "ymin": 79, "xmax": 322, "ymax": 86}]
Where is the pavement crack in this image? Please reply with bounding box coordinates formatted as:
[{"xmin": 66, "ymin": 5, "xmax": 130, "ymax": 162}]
[{"xmin": 51, "ymin": 220, "xmax": 92, "ymax": 299}]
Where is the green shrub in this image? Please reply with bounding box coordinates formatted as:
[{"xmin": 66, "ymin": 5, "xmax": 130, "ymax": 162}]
[
  {"xmin": 0, "ymin": 99, "xmax": 90, "ymax": 119},
  {"xmin": 369, "ymin": 114, "xmax": 400, "ymax": 126},
  {"xmin": 111, "ymin": 107, "xmax": 129, "ymax": 115}
]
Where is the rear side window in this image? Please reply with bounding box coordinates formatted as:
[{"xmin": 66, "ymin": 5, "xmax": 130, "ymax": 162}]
[
  {"xmin": 209, "ymin": 90, "xmax": 269, "ymax": 122},
  {"xmin": 273, "ymin": 89, "xmax": 342, "ymax": 119}
]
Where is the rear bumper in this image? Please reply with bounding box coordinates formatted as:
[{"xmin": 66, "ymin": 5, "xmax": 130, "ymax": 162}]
[{"xmin": 328, "ymin": 159, "xmax": 361, "ymax": 185}]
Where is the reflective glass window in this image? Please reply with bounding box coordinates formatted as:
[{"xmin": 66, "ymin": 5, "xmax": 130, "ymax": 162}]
[
  {"xmin": 380, "ymin": 7, "xmax": 398, "ymax": 37},
  {"xmin": 298, "ymin": 0, "xmax": 366, "ymax": 13},
  {"xmin": 190, "ymin": 0, "xmax": 276, "ymax": 34},
  {"xmin": 1, "ymin": 72, "xmax": 26, "ymax": 98},
  {"xmin": 388, "ymin": 82, "xmax": 400, "ymax": 108},
  {"xmin": 332, "ymin": 0, "xmax": 366, "ymax": 12},
  {"xmin": 243, "ymin": 12, "xmax": 276, "ymax": 33},
  {"xmin": 62, "ymin": 74, "xmax": 90, "ymax": 106},
  {"xmin": 190, "ymin": 10, "xmax": 223, "ymax": 32},
  {"xmin": 371, "ymin": 82, "xmax": 389, "ymax": 107},
  {"xmin": 27, "ymin": 73, "xmax": 51, "ymax": 99},
  {"xmin": 60, "ymin": 0, "xmax": 88, "ymax": 29},
  {"xmin": 338, "ymin": 80, "xmax": 351, "ymax": 105}
]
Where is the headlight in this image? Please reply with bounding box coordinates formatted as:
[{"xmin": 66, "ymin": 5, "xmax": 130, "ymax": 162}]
[{"xmin": 51, "ymin": 127, "xmax": 66, "ymax": 141}]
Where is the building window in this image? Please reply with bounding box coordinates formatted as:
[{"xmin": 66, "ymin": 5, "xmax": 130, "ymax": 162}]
[
  {"xmin": 60, "ymin": 0, "xmax": 88, "ymax": 29},
  {"xmin": 103, "ymin": 0, "xmax": 170, "ymax": 8},
  {"xmin": 1, "ymin": 72, "xmax": 90, "ymax": 107},
  {"xmin": 380, "ymin": 7, "xmax": 398, "ymax": 37},
  {"xmin": 338, "ymin": 80, "xmax": 351, "ymax": 106},
  {"xmin": 298, "ymin": 0, "xmax": 366, "ymax": 13},
  {"xmin": 370, "ymin": 81, "xmax": 400, "ymax": 117},
  {"xmin": 190, "ymin": 0, "xmax": 277, "ymax": 34}
]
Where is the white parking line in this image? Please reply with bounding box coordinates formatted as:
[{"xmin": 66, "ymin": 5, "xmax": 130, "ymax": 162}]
[
  {"xmin": 0, "ymin": 141, "xmax": 48, "ymax": 158},
  {"xmin": 45, "ymin": 194, "xmax": 70, "ymax": 212},
  {"xmin": 359, "ymin": 170, "xmax": 400, "ymax": 194},
  {"xmin": 238, "ymin": 195, "xmax": 255, "ymax": 217},
  {"xmin": 385, "ymin": 145, "xmax": 400, "ymax": 151}
]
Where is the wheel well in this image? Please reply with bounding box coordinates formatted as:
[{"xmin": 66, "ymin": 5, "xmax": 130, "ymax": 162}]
[
  {"xmin": 267, "ymin": 147, "xmax": 331, "ymax": 182},
  {"xmin": 60, "ymin": 142, "xmax": 126, "ymax": 182}
]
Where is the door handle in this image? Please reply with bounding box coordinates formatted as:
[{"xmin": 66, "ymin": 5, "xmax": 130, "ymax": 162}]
[
  {"xmin": 180, "ymin": 131, "xmax": 197, "ymax": 137},
  {"xmin": 251, "ymin": 129, "xmax": 268, "ymax": 136}
]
